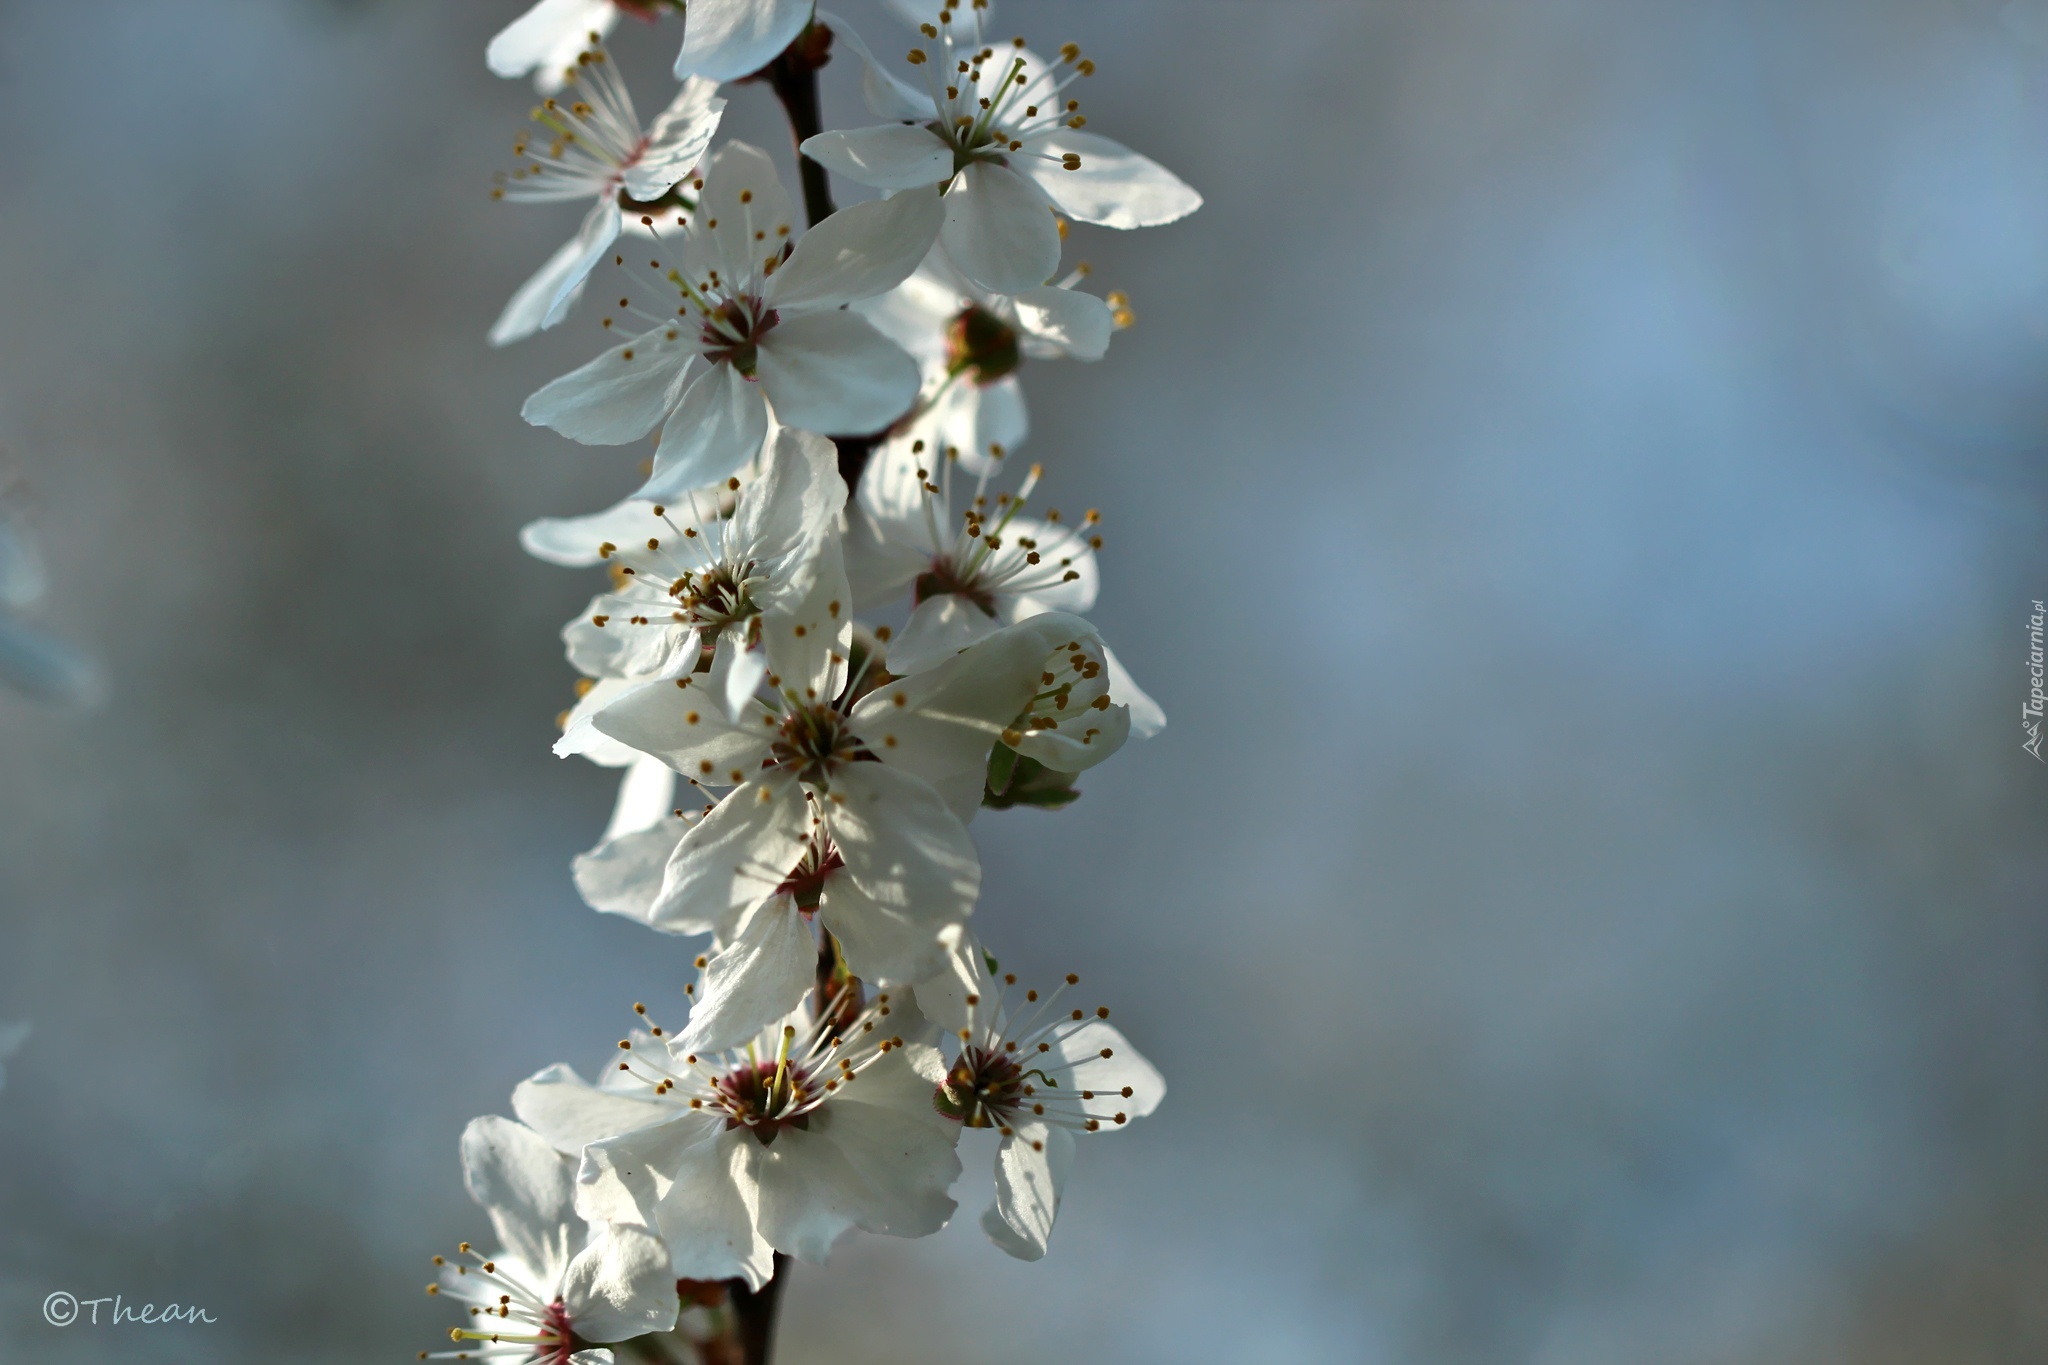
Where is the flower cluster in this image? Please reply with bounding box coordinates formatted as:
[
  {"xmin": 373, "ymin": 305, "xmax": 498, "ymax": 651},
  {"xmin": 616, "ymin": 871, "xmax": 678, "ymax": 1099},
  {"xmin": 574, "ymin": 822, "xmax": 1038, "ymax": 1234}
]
[{"xmin": 433, "ymin": 2, "xmax": 1196, "ymax": 1356}]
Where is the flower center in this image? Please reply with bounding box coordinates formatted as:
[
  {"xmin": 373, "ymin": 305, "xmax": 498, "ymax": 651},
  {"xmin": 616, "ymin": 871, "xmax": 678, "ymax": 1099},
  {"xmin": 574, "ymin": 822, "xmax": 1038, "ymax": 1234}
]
[
  {"xmin": 933, "ymin": 1046, "xmax": 1026, "ymax": 1128},
  {"xmin": 769, "ymin": 704, "xmax": 860, "ymax": 785},
  {"xmin": 945, "ymin": 305, "xmax": 1021, "ymax": 385},
  {"xmin": 537, "ymin": 1300, "xmax": 581, "ymax": 1365},
  {"xmin": 676, "ymin": 559, "xmax": 758, "ymax": 630},
  {"xmin": 715, "ymin": 1060, "xmax": 814, "ymax": 1145},
  {"xmin": 774, "ymin": 833, "xmax": 846, "ymax": 913},
  {"xmin": 913, "ymin": 556, "xmax": 1000, "ymax": 617},
  {"xmin": 701, "ymin": 296, "xmax": 779, "ymax": 377}
]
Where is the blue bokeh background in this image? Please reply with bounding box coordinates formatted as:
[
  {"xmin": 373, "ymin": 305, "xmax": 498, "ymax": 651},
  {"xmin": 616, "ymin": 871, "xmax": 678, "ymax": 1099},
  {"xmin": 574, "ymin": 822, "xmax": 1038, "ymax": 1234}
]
[{"xmin": 2, "ymin": 1, "xmax": 2046, "ymax": 1360}]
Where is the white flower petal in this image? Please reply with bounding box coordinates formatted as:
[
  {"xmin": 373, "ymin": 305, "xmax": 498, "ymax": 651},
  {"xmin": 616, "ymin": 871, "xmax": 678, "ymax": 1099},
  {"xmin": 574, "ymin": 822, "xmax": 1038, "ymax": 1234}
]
[
  {"xmin": 676, "ymin": 897, "xmax": 817, "ymax": 1053},
  {"xmin": 1010, "ymin": 285, "xmax": 1112, "ymax": 361},
  {"xmin": 734, "ymin": 428, "xmax": 846, "ymax": 599},
  {"xmin": 564, "ymin": 590, "xmax": 702, "ymax": 680},
  {"xmin": 520, "ymin": 498, "xmax": 671, "ymax": 567},
  {"xmin": 843, "ymin": 502, "xmax": 928, "ymax": 610},
  {"xmin": 800, "ymin": 125, "xmax": 954, "ymax": 191},
  {"xmin": 647, "ymin": 1130, "xmax": 776, "ymax": 1286},
  {"xmin": 720, "ymin": 640, "xmax": 770, "ymax": 720},
  {"xmin": 512, "ymin": 1063, "xmax": 677, "ymax": 1156},
  {"xmin": 1016, "ymin": 130, "xmax": 1202, "ymax": 229},
  {"xmin": 1104, "ymin": 645, "xmax": 1165, "ymax": 738},
  {"xmin": 761, "ymin": 532, "xmax": 851, "ymax": 707},
  {"xmin": 648, "ymin": 772, "xmax": 808, "ymax": 936},
  {"xmin": 981, "ymin": 1120, "xmax": 1074, "ymax": 1260},
  {"xmin": 571, "ymin": 759, "xmax": 686, "ymax": 924},
  {"xmin": 490, "ymin": 199, "xmax": 620, "ymax": 347},
  {"xmin": 556, "ymin": 677, "xmax": 647, "ymax": 767},
  {"xmin": 820, "ymin": 10, "xmax": 934, "ymax": 120},
  {"xmin": 1054, "ymin": 1020, "xmax": 1166, "ymax": 1123},
  {"xmin": 690, "ymin": 142, "xmax": 798, "ymax": 287},
  {"xmin": 647, "ymin": 361, "xmax": 771, "ymax": 496},
  {"xmin": 749, "ymin": 1126, "xmax": 870, "ymax": 1264},
  {"xmin": 588, "ymin": 670, "xmax": 774, "ymax": 781},
  {"xmin": 571, "ymin": 1112, "xmax": 715, "ymax": 1241},
  {"xmin": 817, "ymin": 763, "xmax": 981, "ymax": 985},
  {"xmin": 888, "ymin": 593, "xmax": 1003, "ymax": 675},
  {"xmin": 606, "ymin": 756, "xmax": 677, "ymax": 841},
  {"xmin": 848, "ymin": 612, "xmax": 1090, "ymax": 787},
  {"xmin": 1010, "ymin": 693, "xmax": 1127, "ymax": 773},
  {"xmin": 939, "ymin": 163, "xmax": 1060, "ymax": 296},
  {"xmin": 523, "ymin": 325, "xmax": 698, "ymax": 445},
  {"xmin": 756, "ymin": 310, "xmax": 919, "ymax": 435},
  {"xmin": 769, "ymin": 189, "xmax": 944, "ymax": 313},
  {"xmin": 559, "ymin": 1223, "xmax": 678, "ymax": 1342},
  {"xmin": 675, "ymin": 0, "xmax": 813, "ymax": 81},
  {"xmin": 460, "ymin": 1115, "xmax": 581, "ymax": 1277},
  {"xmin": 623, "ymin": 77, "xmax": 726, "ymax": 202},
  {"xmin": 488, "ymin": 0, "xmax": 618, "ymax": 88},
  {"xmin": 802, "ymin": 1043, "xmax": 960, "ymax": 1238},
  {"xmin": 573, "ymin": 818, "xmax": 688, "ymax": 925}
]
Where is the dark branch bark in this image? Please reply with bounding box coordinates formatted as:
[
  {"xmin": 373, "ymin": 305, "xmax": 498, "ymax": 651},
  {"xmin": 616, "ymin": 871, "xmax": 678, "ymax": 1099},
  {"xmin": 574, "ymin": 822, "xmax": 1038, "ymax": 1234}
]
[
  {"xmin": 727, "ymin": 1254, "xmax": 791, "ymax": 1365},
  {"xmin": 761, "ymin": 24, "xmax": 837, "ymax": 231}
]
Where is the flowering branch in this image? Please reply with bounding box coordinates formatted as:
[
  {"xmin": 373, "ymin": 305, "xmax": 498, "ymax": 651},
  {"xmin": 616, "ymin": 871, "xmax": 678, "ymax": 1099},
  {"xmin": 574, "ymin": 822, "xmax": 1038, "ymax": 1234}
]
[{"xmin": 424, "ymin": 2, "xmax": 1202, "ymax": 1360}]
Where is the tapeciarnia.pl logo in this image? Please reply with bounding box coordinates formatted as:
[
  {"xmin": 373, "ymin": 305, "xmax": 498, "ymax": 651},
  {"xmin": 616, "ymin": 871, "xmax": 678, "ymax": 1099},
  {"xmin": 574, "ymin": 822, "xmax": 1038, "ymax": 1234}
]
[{"xmin": 2026, "ymin": 599, "xmax": 2045, "ymax": 762}]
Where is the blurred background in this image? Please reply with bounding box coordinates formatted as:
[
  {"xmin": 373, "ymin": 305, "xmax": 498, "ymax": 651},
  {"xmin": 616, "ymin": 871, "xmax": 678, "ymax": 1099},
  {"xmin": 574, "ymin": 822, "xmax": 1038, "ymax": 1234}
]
[{"xmin": 2, "ymin": 0, "xmax": 2047, "ymax": 1360}]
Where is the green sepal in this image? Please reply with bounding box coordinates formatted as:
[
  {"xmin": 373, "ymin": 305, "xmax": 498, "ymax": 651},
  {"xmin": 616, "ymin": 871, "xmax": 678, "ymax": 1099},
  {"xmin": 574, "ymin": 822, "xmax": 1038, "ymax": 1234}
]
[{"xmin": 982, "ymin": 751, "xmax": 1081, "ymax": 810}]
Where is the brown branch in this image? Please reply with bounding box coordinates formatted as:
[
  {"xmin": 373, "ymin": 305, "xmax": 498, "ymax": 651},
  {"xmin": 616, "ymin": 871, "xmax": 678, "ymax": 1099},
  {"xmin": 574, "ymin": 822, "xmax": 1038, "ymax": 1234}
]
[{"xmin": 726, "ymin": 1255, "xmax": 791, "ymax": 1365}]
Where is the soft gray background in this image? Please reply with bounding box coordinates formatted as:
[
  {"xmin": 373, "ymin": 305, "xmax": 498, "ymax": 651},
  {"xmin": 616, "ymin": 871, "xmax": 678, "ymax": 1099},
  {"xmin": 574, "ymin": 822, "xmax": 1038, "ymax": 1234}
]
[{"xmin": 2, "ymin": 0, "xmax": 2046, "ymax": 1360}]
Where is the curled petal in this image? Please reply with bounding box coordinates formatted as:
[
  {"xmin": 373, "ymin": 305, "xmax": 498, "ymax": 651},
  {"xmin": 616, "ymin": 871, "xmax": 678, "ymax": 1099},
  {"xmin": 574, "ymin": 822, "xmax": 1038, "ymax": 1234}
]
[{"xmin": 1016, "ymin": 130, "xmax": 1202, "ymax": 229}]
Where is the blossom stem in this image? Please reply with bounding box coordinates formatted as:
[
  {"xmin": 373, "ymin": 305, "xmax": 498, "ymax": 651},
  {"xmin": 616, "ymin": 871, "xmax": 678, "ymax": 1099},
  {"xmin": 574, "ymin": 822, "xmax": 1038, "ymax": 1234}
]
[
  {"xmin": 759, "ymin": 25, "xmax": 836, "ymax": 230},
  {"xmin": 727, "ymin": 1254, "xmax": 790, "ymax": 1365}
]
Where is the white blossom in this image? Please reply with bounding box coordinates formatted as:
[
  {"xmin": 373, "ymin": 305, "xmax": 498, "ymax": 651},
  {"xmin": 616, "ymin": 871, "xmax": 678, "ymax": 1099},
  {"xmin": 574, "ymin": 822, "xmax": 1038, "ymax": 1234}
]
[
  {"xmin": 856, "ymin": 251, "xmax": 1122, "ymax": 471},
  {"xmin": 521, "ymin": 142, "xmax": 941, "ymax": 496},
  {"xmin": 561, "ymin": 429, "xmax": 847, "ymax": 720},
  {"xmin": 489, "ymin": 44, "xmax": 724, "ymax": 347},
  {"xmin": 425, "ymin": 1115, "xmax": 676, "ymax": 1362},
  {"xmin": 847, "ymin": 448, "xmax": 1095, "ymax": 671},
  {"xmin": 801, "ymin": 11, "xmax": 1200, "ymax": 294},
  {"xmin": 512, "ymin": 999, "xmax": 960, "ymax": 1289},
  {"xmin": 922, "ymin": 936, "xmax": 1164, "ymax": 1260},
  {"xmin": 583, "ymin": 611, "xmax": 1104, "ymax": 953},
  {"xmin": 846, "ymin": 445, "xmax": 1163, "ymax": 736}
]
